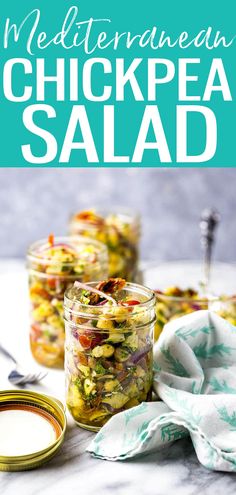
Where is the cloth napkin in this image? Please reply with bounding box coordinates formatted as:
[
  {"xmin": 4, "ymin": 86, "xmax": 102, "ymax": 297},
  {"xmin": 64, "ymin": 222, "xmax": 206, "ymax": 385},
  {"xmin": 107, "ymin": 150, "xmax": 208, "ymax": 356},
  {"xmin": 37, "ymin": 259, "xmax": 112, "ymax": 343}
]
[{"xmin": 87, "ymin": 310, "xmax": 236, "ymax": 471}]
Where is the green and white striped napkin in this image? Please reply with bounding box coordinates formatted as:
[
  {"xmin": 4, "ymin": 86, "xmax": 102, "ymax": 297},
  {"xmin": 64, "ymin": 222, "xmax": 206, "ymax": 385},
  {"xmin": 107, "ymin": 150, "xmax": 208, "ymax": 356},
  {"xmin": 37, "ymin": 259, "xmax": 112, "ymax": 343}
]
[{"xmin": 87, "ymin": 310, "xmax": 236, "ymax": 471}]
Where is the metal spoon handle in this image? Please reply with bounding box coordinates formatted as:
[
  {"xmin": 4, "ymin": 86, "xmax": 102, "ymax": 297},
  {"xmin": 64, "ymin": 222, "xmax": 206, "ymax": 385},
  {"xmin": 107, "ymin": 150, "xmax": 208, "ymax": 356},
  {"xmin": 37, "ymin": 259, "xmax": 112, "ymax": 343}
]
[
  {"xmin": 0, "ymin": 344, "xmax": 18, "ymax": 364},
  {"xmin": 200, "ymin": 208, "xmax": 220, "ymax": 289}
]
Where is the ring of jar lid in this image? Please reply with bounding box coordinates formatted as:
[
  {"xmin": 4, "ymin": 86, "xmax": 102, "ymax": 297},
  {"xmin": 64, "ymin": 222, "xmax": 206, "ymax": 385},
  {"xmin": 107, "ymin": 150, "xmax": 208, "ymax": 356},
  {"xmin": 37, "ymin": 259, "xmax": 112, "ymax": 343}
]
[{"xmin": 0, "ymin": 390, "xmax": 66, "ymax": 471}]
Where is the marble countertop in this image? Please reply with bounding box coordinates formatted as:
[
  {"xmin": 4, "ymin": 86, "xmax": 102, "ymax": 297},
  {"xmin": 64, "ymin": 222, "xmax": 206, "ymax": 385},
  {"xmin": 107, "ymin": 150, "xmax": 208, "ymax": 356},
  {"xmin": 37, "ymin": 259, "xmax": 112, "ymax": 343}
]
[{"xmin": 0, "ymin": 260, "xmax": 236, "ymax": 495}]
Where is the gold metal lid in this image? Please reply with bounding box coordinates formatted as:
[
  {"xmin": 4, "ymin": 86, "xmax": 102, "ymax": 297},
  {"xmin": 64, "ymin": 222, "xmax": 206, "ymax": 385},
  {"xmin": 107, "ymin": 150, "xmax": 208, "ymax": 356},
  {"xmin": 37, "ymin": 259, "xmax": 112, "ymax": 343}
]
[{"xmin": 0, "ymin": 390, "xmax": 66, "ymax": 471}]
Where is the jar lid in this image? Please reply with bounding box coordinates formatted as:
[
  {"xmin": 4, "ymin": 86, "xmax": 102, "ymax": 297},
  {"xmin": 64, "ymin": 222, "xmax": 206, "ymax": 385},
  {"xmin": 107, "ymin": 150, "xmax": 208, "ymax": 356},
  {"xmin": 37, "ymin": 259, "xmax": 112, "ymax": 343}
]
[{"xmin": 0, "ymin": 390, "xmax": 66, "ymax": 471}]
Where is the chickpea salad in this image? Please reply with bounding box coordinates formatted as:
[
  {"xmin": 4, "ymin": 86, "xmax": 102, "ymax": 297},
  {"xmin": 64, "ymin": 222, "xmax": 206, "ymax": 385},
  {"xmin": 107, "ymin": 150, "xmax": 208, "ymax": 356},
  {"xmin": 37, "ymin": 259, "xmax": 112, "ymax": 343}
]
[
  {"xmin": 64, "ymin": 278, "xmax": 155, "ymax": 430},
  {"xmin": 28, "ymin": 235, "xmax": 108, "ymax": 368},
  {"xmin": 155, "ymin": 286, "xmax": 236, "ymax": 341},
  {"xmin": 69, "ymin": 209, "xmax": 140, "ymax": 280}
]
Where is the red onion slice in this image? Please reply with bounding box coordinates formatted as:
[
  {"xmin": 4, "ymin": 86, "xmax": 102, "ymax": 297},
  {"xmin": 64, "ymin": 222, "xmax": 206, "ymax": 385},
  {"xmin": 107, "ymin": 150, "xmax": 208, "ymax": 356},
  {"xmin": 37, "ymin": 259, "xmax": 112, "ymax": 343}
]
[
  {"xmin": 128, "ymin": 344, "xmax": 152, "ymax": 364},
  {"xmin": 102, "ymin": 403, "xmax": 124, "ymax": 414},
  {"xmin": 74, "ymin": 281, "xmax": 118, "ymax": 305}
]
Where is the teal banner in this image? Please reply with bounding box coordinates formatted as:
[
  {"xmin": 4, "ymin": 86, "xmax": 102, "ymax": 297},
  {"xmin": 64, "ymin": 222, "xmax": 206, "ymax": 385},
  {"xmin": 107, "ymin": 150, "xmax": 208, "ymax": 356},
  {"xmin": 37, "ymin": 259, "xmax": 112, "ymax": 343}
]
[{"xmin": 0, "ymin": 0, "xmax": 236, "ymax": 166}]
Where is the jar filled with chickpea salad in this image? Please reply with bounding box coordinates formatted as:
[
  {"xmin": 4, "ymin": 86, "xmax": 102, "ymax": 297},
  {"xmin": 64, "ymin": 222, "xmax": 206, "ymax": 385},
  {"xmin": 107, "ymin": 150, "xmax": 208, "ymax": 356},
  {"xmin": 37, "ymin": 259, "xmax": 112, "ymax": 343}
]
[
  {"xmin": 143, "ymin": 261, "xmax": 236, "ymax": 342},
  {"xmin": 69, "ymin": 209, "xmax": 140, "ymax": 281},
  {"xmin": 64, "ymin": 278, "xmax": 156, "ymax": 431},
  {"xmin": 27, "ymin": 235, "xmax": 108, "ymax": 368}
]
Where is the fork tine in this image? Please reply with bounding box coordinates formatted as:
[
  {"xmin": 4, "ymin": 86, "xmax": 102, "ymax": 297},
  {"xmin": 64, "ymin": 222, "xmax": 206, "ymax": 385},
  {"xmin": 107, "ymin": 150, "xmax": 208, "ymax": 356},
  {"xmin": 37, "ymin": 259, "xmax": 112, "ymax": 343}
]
[
  {"xmin": 24, "ymin": 374, "xmax": 37, "ymax": 384},
  {"xmin": 27, "ymin": 374, "xmax": 38, "ymax": 383},
  {"xmin": 8, "ymin": 369, "xmax": 48, "ymax": 386},
  {"xmin": 27, "ymin": 372, "xmax": 46, "ymax": 383},
  {"xmin": 37, "ymin": 372, "xmax": 48, "ymax": 381},
  {"xmin": 29, "ymin": 372, "xmax": 46, "ymax": 383}
]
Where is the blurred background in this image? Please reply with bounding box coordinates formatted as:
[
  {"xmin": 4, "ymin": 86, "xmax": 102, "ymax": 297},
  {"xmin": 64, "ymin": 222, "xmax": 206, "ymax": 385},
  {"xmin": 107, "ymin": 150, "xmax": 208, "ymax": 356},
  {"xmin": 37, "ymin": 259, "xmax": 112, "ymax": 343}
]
[{"xmin": 0, "ymin": 168, "xmax": 235, "ymax": 262}]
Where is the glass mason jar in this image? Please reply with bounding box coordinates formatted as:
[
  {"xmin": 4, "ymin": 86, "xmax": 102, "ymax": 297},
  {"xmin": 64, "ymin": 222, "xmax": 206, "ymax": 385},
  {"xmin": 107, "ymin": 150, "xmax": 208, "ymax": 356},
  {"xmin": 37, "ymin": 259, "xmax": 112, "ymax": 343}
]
[
  {"xmin": 155, "ymin": 292, "xmax": 236, "ymax": 341},
  {"xmin": 155, "ymin": 291, "xmax": 209, "ymax": 341},
  {"xmin": 27, "ymin": 236, "xmax": 108, "ymax": 368},
  {"xmin": 64, "ymin": 282, "xmax": 156, "ymax": 431},
  {"xmin": 209, "ymin": 296, "xmax": 236, "ymax": 326},
  {"xmin": 143, "ymin": 261, "xmax": 236, "ymax": 341},
  {"xmin": 68, "ymin": 209, "xmax": 140, "ymax": 282}
]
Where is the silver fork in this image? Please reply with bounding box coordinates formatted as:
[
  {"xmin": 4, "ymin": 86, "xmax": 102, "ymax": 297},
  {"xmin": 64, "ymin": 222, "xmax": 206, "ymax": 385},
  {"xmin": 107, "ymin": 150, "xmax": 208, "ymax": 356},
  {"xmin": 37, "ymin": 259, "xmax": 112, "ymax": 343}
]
[{"xmin": 0, "ymin": 344, "xmax": 48, "ymax": 386}]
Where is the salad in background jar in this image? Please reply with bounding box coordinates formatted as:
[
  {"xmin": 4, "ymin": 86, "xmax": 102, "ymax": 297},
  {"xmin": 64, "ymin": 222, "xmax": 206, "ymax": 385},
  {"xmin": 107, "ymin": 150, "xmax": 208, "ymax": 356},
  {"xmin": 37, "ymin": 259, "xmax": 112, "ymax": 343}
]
[
  {"xmin": 69, "ymin": 209, "xmax": 140, "ymax": 281},
  {"xmin": 27, "ymin": 235, "xmax": 108, "ymax": 368},
  {"xmin": 143, "ymin": 261, "xmax": 236, "ymax": 341},
  {"xmin": 64, "ymin": 278, "xmax": 155, "ymax": 431}
]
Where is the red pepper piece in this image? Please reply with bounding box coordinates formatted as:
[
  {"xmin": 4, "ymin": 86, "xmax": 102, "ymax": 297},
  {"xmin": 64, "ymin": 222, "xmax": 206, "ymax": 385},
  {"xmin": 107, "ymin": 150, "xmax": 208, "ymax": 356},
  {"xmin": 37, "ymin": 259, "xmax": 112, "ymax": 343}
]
[
  {"xmin": 48, "ymin": 233, "xmax": 54, "ymax": 247},
  {"xmin": 78, "ymin": 335, "xmax": 92, "ymax": 349},
  {"xmin": 47, "ymin": 278, "xmax": 57, "ymax": 290},
  {"xmin": 30, "ymin": 324, "xmax": 42, "ymax": 341},
  {"xmin": 30, "ymin": 286, "xmax": 51, "ymax": 300},
  {"xmin": 122, "ymin": 299, "xmax": 140, "ymax": 306}
]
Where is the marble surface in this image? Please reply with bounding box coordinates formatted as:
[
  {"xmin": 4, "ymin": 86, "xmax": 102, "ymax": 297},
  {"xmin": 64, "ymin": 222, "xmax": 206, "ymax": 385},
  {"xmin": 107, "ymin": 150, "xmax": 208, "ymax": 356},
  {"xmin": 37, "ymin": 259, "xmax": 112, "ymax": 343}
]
[{"xmin": 0, "ymin": 260, "xmax": 236, "ymax": 495}]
